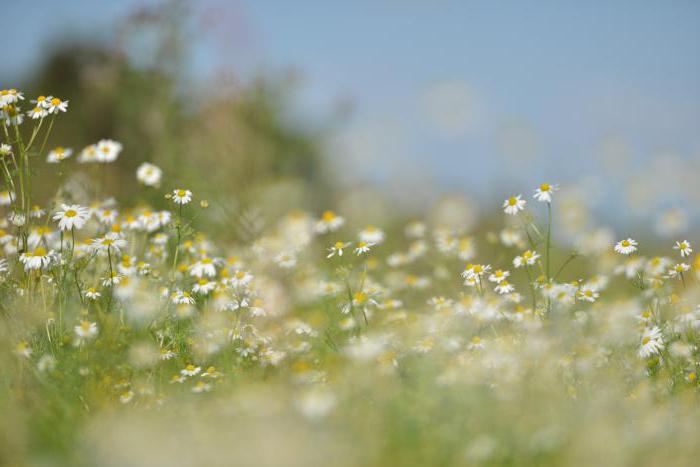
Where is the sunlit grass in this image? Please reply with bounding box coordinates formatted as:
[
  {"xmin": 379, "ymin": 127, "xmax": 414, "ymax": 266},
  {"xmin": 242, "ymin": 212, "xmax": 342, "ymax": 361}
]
[{"xmin": 2, "ymin": 87, "xmax": 700, "ymax": 466}]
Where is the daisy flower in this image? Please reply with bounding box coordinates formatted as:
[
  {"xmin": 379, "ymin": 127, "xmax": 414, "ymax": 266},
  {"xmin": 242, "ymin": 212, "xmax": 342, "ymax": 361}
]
[
  {"xmin": 171, "ymin": 290, "xmax": 195, "ymax": 305},
  {"xmin": 47, "ymin": 97, "xmax": 68, "ymax": 114},
  {"xmin": 273, "ymin": 251, "xmax": 297, "ymax": 269},
  {"xmin": 461, "ymin": 263, "xmax": 491, "ymax": 280},
  {"xmin": 27, "ymin": 106, "xmax": 48, "ymax": 119},
  {"xmin": 666, "ymin": 263, "xmax": 690, "ymax": 279},
  {"xmin": 0, "ymin": 88, "xmax": 24, "ymax": 105},
  {"xmin": 102, "ymin": 273, "xmax": 125, "ymax": 287},
  {"xmin": 494, "ymin": 280, "xmax": 515, "ymax": 295},
  {"xmin": 488, "ymin": 269, "xmax": 510, "ymax": 283},
  {"xmin": 74, "ymin": 320, "xmax": 98, "ymax": 340},
  {"xmin": 533, "ymin": 183, "xmax": 558, "ymax": 202},
  {"xmin": 673, "ymin": 240, "xmax": 692, "ymax": 258},
  {"xmin": 180, "ymin": 364, "xmax": 201, "ymax": 377},
  {"xmin": 95, "ymin": 208, "xmax": 118, "ymax": 224},
  {"xmin": 46, "ymin": 146, "xmax": 72, "ymax": 163},
  {"xmin": 15, "ymin": 341, "xmax": 32, "ymax": 358},
  {"xmin": 0, "ymin": 143, "xmax": 12, "ymax": 157},
  {"xmin": 31, "ymin": 95, "xmax": 51, "ymax": 108},
  {"xmin": 0, "ymin": 190, "xmax": 15, "ymax": 206},
  {"xmin": 189, "ymin": 257, "xmax": 218, "ymax": 278},
  {"xmin": 53, "ymin": 204, "xmax": 90, "ymax": 231},
  {"xmin": 192, "ymin": 278, "xmax": 217, "ymax": 295},
  {"xmin": 191, "ymin": 381, "xmax": 212, "ymax": 393},
  {"xmin": 78, "ymin": 144, "xmax": 97, "ymax": 163},
  {"xmin": 95, "ymin": 139, "xmax": 122, "ymax": 162},
  {"xmin": 577, "ymin": 287, "xmax": 599, "ymax": 303},
  {"xmin": 614, "ymin": 238, "xmax": 638, "ymax": 255},
  {"xmin": 503, "ymin": 195, "xmax": 526, "ymax": 215},
  {"xmin": 355, "ymin": 241, "xmax": 374, "ymax": 255},
  {"xmin": 638, "ymin": 326, "xmax": 664, "ymax": 359},
  {"xmin": 30, "ymin": 205, "xmax": 46, "ymax": 218},
  {"xmin": 172, "ymin": 189, "xmax": 192, "ymax": 205},
  {"xmin": 136, "ymin": 162, "xmax": 163, "ymax": 187},
  {"xmin": 513, "ymin": 250, "xmax": 540, "ymax": 268},
  {"xmin": 315, "ymin": 210, "xmax": 345, "ymax": 233},
  {"xmin": 19, "ymin": 247, "xmax": 53, "ymax": 271},
  {"xmin": 228, "ymin": 270, "xmax": 254, "ymax": 288},
  {"xmin": 327, "ymin": 241, "xmax": 351, "ymax": 258},
  {"xmin": 91, "ymin": 233, "xmax": 128, "ymax": 254},
  {"xmin": 1, "ymin": 104, "xmax": 24, "ymax": 126},
  {"xmin": 85, "ymin": 287, "xmax": 101, "ymax": 300},
  {"xmin": 359, "ymin": 225, "xmax": 385, "ymax": 244}
]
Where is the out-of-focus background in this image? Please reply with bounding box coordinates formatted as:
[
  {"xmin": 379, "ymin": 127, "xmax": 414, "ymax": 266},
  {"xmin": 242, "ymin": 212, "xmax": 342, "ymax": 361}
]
[{"xmin": 3, "ymin": 0, "xmax": 700, "ymax": 231}]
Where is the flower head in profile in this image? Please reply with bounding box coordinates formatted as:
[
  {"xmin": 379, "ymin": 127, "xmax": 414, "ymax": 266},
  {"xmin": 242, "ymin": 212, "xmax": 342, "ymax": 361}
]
[
  {"xmin": 46, "ymin": 146, "xmax": 72, "ymax": 163},
  {"xmin": 0, "ymin": 190, "xmax": 15, "ymax": 206},
  {"xmin": 513, "ymin": 250, "xmax": 540, "ymax": 268},
  {"xmin": 172, "ymin": 189, "xmax": 192, "ymax": 205},
  {"xmin": 74, "ymin": 320, "xmax": 98, "ymax": 341},
  {"xmin": 1, "ymin": 89, "xmax": 24, "ymax": 105},
  {"xmin": 533, "ymin": 183, "xmax": 558, "ymax": 203},
  {"xmin": 359, "ymin": 225, "xmax": 385, "ymax": 244},
  {"xmin": 494, "ymin": 280, "xmax": 515, "ymax": 295},
  {"xmin": 27, "ymin": 106, "xmax": 48, "ymax": 119},
  {"xmin": 189, "ymin": 256, "xmax": 218, "ymax": 278},
  {"xmin": 19, "ymin": 247, "xmax": 54, "ymax": 271},
  {"xmin": 327, "ymin": 241, "xmax": 351, "ymax": 258},
  {"xmin": 666, "ymin": 263, "xmax": 690, "ymax": 279},
  {"xmin": 315, "ymin": 210, "xmax": 345, "ymax": 234},
  {"xmin": 53, "ymin": 204, "xmax": 90, "ymax": 231},
  {"xmin": 614, "ymin": 238, "xmax": 638, "ymax": 255},
  {"xmin": 91, "ymin": 232, "xmax": 128, "ymax": 254},
  {"xmin": 503, "ymin": 195, "xmax": 526, "ymax": 215},
  {"xmin": 638, "ymin": 326, "xmax": 664, "ymax": 359},
  {"xmin": 673, "ymin": 240, "xmax": 692, "ymax": 258},
  {"xmin": 171, "ymin": 290, "xmax": 195, "ymax": 305},
  {"xmin": 354, "ymin": 241, "xmax": 374, "ymax": 255},
  {"xmin": 461, "ymin": 263, "xmax": 491, "ymax": 280},
  {"xmin": 180, "ymin": 363, "xmax": 201, "ymax": 377},
  {"xmin": 488, "ymin": 269, "xmax": 510, "ymax": 283},
  {"xmin": 47, "ymin": 97, "xmax": 68, "ymax": 114}
]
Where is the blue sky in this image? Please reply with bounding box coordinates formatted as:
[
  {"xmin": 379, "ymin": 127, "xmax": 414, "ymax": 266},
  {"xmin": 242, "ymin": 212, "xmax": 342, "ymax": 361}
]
[{"xmin": 5, "ymin": 0, "xmax": 700, "ymax": 217}]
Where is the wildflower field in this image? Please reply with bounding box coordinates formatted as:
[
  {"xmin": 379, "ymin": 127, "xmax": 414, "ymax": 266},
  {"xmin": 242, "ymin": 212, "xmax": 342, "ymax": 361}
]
[{"xmin": 2, "ymin": 85, "xmax": 700, "ymax": 467}]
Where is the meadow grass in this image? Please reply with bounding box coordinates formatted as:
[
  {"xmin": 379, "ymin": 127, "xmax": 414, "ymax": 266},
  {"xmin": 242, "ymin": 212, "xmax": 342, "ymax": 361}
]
[{"xmin": 1, "ymin": 87, "xmax": 700, "ymax": 466}]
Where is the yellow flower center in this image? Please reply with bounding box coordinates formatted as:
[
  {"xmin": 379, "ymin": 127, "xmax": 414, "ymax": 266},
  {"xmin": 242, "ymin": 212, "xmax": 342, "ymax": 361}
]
[
  {"xmin": 334, "ymin": 241, "xmax": 345, "ymax": 249},
  {"xmin": 50, "ymin": 98, "xmax": 60, "ymax": 106},
  {"xmin": 621, "ymin": 240, "xmax": 630, "ymax": 247},
  {"xmin": 539, "ymin": 183, "xmax": 550, "ymax": 191},
  {"xmin": 64, "ymin": 209, "xmax": 77, "ymax": 218},
  {"xmin": 322, "ymin": 210, "xmax": 335, "ymax": 221},
  {"xmin": 177, "ymin": 190, "xmax": 186, "ymax": 197},
  {"xmin": 508, "ymin": 197, "xmax": 518, "ymax": 206},
  {"xmin": 33, "ymin": 247, "xmax": 47, "ymax": 256}
]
